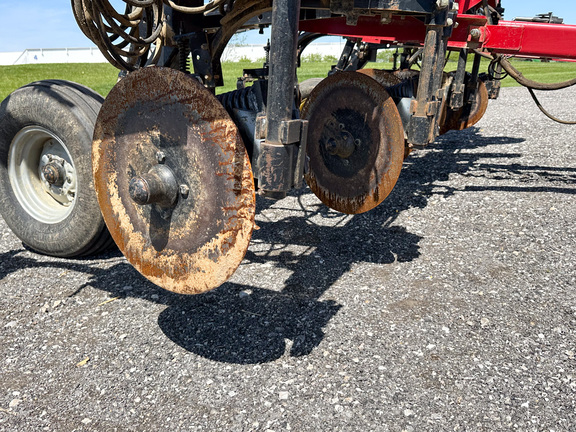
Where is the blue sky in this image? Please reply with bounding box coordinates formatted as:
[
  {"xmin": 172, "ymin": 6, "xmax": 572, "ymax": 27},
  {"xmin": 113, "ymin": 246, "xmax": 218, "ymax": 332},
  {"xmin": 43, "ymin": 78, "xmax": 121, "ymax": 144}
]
[{"xmin": 0, "ymin": 1, "xmax": 574, "ymax": 51}]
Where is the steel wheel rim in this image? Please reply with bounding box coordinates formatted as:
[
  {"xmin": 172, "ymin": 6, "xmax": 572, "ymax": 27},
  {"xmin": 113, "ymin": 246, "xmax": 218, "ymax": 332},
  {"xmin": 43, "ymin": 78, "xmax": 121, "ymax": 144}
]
[{"xmin": 8, "ymin": 126, "xmax": 77, "ymax": 224}]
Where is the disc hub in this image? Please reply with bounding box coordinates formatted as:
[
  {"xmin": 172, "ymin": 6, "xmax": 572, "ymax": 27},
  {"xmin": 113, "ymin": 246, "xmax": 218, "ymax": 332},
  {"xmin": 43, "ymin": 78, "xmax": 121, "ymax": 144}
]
[
  {"xmin": 129, "ymin": 164, "xmax": 179, "ymax": 207},
  {"xmin": 323, "ymin": 120, "xmax": 359, "ymax": 159},
  {"xmin": 41, "ymin": 160, "xmax": 67, "ymax": 187}
]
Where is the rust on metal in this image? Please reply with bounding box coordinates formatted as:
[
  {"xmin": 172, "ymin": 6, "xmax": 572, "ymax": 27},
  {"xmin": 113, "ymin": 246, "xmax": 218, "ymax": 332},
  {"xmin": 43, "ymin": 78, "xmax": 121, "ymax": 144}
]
[
  {"xmin": 357, "ymin": 69, "xmax": 402, "ymax": 88},
  {"xmin": 93, "ymin": 67, "xmax": 256, "ymax": 295},
  {"xmin": 392, "ymin": 69, "xmax": 421, "ymax": 85},
  {"xmin": 301, "ymin": 71, "xmax": 404, "ymax": 214},
  {"xmin": 359, "ymin": 69, "xmax": 414, "ymax": 160},
  {"xmin": 439, "ymin": 79, "xmax": 489, "ymax": 134},
  {"xmin": 42, "ymin": 162, "xmax": 65, "ymax": 186}
]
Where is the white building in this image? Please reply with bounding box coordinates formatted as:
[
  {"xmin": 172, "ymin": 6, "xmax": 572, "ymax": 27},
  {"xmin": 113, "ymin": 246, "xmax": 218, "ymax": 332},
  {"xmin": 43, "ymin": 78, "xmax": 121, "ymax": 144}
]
[{"xmin": 0, "ymin": 42, "xmax": 346, "ymax": 66}]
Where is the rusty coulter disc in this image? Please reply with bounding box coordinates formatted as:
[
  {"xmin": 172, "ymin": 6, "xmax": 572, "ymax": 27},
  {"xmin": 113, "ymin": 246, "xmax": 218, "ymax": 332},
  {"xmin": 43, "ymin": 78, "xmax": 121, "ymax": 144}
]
[
  {"xmin": 93, "ymin": 67, "xmax": 255, "ymax": 294},
  {"xmin": 357, "ymin": 69, "xmax": 402, "ymax": 89},
  {"xmin": 301, "ymin": 72, "xmax": 404, "ymax": 214},
  {"xmin": 440, "ymin": 78, "xmax": 489, "ymax": 134}
]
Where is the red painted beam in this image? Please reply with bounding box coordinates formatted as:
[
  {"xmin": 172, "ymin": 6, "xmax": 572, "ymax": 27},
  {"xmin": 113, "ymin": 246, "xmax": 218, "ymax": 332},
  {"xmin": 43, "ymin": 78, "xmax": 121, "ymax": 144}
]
[
  {"xmin": 458, "ymin": 0, "xmax": 484, "ymax": 13},
  {"xmin": 483, "ymin": 20, "xmax": 576, "ymax": 60},
  {"xmin": 298, "ymin": 15, "xmax": 576, "ymax": 61},
  {"xmin": 299, "ymin": 15, "xmax": 426, "ymax": 44}
]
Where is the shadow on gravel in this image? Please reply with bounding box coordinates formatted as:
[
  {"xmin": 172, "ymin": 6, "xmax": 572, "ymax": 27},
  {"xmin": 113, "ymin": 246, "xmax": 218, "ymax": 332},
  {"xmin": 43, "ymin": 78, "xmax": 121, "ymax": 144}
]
[
  {"xmin": 4, "ymin": 126, "xmax": 573, "ymax": 364},
  {"xmin": 157, "ymin": 205, "xmax": 421, "ymax": 363},
  {"xmin": 0, "ymin": 248, "xmax": 124, "ymax": 281},
  {"xmin": 0, "ymin": 249, "xmax": 25, "ymax": 279},
  {"xmin": 432, "ymin": 128, "xmax": 576, "ymax": 194}
]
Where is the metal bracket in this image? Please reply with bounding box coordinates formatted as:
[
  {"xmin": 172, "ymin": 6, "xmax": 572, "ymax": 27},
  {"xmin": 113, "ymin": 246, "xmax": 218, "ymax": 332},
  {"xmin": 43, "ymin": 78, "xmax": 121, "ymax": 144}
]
[
  {"xmin": 330, "ymin": 0, "xmax": 354, "ymax": 14},
  {"xmin": 330, "ymin": 0, "xmax": 361, "ymax": 25},
  {"xmin": 450, "ymin": 84, "xmax": 465, "ymax": 109},
  {"xmin": 257, "ymin": 118, "xmax": 308, "ymax": 192},
  {"xmin": 280, "ymin": 120, "xmax": 303, "ymax": 145},
  {"xmin": 294, "ymin": 120, "xmax": 309, "ymax": 187},
  {"xmin": 189, "ymin": 33, "xmax": 215, "ymax": 88},
  {"xmin": 406, "ymin": 23, "xmax": 449, "ymax": 146},
  {"xmin": 449, "ymin": 49, "xmax": 468, "ymax": 110}
]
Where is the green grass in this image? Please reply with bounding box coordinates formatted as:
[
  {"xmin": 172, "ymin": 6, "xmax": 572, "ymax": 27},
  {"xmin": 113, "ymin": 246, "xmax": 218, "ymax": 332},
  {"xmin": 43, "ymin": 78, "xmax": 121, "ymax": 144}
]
[
  {"xmin": 444, "ymin": 58, "xmax": 576, "ymax": 87},
  {"xmin": 2, "ymin": 59, "xmax": 576, "ymax": 102},
  {"xmin": 495, "ymin": 60, "xmax": 576, "ymax": 86},
  {"xmin": 364, "ymin": 58, "xmax": 576, "ymax": 88},
  {"xmin": 0, "ymin": 63, "xmax": 119, "ymax": 101}
]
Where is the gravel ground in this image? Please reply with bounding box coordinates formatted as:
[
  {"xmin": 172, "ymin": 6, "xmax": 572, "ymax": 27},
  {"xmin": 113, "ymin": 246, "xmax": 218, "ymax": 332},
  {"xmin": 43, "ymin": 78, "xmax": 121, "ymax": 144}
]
[{"xmin": 1, "ymin": 86, "xmax": 576, "ymax": 432}]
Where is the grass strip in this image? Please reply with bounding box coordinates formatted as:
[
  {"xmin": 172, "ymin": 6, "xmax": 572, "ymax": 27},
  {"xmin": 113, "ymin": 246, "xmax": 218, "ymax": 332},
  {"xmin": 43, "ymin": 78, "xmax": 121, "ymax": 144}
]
[{"xmin": 2, "ymin": 59, "xmax": 576, "ymax": 102}]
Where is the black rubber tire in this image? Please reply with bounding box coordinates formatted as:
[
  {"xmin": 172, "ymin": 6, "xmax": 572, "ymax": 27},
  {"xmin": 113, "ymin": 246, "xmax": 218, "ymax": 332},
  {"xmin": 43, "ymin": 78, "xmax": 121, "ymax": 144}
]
[
  {"xmin": 0, "ymin": 80, "xmax": 113, "ymax": 257},
  {"xmin": 299, "ymin": 78, "xmax": 324, "ymax": 100}
]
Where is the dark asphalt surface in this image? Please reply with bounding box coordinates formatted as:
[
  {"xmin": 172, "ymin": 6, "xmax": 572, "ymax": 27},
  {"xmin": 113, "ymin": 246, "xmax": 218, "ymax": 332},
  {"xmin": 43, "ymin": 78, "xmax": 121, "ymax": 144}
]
[{"xmin": 1, "ymin": 86, "xmax": 576, "ymax": 431}]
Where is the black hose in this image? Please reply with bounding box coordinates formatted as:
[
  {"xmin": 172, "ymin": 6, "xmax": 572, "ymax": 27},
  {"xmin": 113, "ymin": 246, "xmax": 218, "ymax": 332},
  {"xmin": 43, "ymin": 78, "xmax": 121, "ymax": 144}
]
[
  {"xmin": 498, "ymin": 56, "xmax": 576, "ymax": 91},
  {"xmin": 473, "ymin": 53, "xmax": 576, "ymax": 124},
  {"xmin": 527, "ymin": 88, "xmax": 576, "ymax": 125},
  {"xmin": 72, "ymin": 0, "xmax": 165, "ymax": 70},
  {"xmin": 72, "ymin": 0, "xmax": 232, "ymax": 71}
]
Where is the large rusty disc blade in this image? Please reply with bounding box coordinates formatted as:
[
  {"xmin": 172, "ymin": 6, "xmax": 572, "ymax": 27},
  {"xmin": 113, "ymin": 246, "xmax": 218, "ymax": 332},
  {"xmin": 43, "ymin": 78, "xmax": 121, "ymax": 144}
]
[
  {"xmin": 301, "ymin": 72, "xmax": 404, "ymax": 214},
  {"xmin": 93, "ymin": 67, "xmax": 255, "ymax": 294},
  {"xmin": 440, "ymin": 79, "xmax": 489, "ymax": 135}
]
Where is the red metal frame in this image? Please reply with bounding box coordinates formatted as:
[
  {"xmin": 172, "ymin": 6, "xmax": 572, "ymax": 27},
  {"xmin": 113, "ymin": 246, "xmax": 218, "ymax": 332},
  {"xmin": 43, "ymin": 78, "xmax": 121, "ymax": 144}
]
[
  {"xmin": 299, "ymin": 13, "xmax": 576, "ymax": 61},
  {"xmin": 482, "ymin": 20, "xmax": 576, "ymax": 60}
]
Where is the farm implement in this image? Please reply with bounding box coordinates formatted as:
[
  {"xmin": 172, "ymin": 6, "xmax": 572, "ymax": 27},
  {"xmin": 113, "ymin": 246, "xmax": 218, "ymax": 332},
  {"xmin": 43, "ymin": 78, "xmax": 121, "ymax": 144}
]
[{"xmin": 1, "ymin": 0, "xmax": 575, "ymax": 294}]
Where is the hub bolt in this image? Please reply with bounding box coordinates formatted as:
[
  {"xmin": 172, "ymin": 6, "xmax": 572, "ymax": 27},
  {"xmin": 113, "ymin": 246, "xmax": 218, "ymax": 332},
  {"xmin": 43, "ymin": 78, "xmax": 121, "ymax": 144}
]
[{"xmin": 179, "ymin": 184, "xmax": 190, "ymax": 198}]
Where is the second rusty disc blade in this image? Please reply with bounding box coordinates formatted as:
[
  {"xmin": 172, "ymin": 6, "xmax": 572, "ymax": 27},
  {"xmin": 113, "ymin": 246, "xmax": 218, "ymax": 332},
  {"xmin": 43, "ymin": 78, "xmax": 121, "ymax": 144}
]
[
  {"xmin": 440, "ymin": 78, "xmax": 489, "ymax": 134},
  {"xmin": 358, "ymin": 69, "xmax": 402, "ymax": 89},
  {"xmin": 93, "ymin": 67, "xmax": 255, "ymax": 294},
  {"xmin": 301, "ymin": 72, "xmax": 405, "ymax": 214}
]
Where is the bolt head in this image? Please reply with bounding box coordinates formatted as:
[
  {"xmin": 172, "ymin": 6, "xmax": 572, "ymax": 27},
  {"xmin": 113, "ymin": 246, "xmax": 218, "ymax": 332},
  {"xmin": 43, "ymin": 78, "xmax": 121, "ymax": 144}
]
[
  {"xmin": 179, "ymin": 184, "xmax": 190, "ymax": 198},
  {"xmin": 156, "ymin": 151, "xmax": 166, "ymax": 164},
  {"xmin": 470, "ymin": 28, "xmax": 482, "ymax": 39}
]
